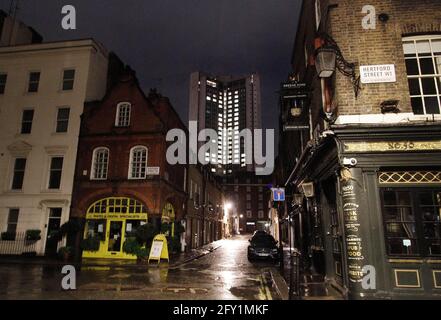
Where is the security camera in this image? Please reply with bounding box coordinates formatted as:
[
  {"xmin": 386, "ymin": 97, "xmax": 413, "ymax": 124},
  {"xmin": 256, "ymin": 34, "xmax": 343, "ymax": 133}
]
[{"xmin": 343, "ymin": 158, "xmax": 358, "ymax": 167}]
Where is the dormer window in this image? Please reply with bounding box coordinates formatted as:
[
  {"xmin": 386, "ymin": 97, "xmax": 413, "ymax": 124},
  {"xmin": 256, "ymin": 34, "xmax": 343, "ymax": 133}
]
[{"xmin": 115, "ymin": 102, "xmax": 131, "ymax": 127}]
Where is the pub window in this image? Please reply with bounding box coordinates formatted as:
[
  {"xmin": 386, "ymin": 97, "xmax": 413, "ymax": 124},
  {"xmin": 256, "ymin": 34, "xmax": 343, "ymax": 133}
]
[
  {"xmin": 0, "ymin": 73, "xmax": 7, "ymax": 94},
  {"xmin": 91, "ymin": 147, "xmax": 109, "ymax": 180},
  {"xmin": 381, "ymin": 188, "xmax": 441, "ymax": 257},
  {"xmin": 128, "ymin": 146, "xmax": 147, "ymax": 179},
  {"xmin": 403, "ymin": 36, "xmax": 441, "ymax": 115},
  {"xmin": 115, "ymin": 102, "xmax": 131, "ymax": 127}
]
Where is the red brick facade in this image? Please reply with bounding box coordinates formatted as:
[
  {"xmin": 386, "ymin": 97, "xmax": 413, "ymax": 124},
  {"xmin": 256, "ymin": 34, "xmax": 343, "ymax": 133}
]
[{"xmin": 70, "ymin": 69, "xmax": 187, "ymax": 224}]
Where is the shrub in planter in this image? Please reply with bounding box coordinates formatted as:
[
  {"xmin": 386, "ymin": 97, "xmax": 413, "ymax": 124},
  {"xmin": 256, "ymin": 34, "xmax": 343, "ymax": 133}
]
[
  {"xmin": 135, "ymin": 223, "xmax": 156, "ymax": 245},
  {"xmin": 122, "ymin": 237, "xmax": 140, "ymax": 256},
  {"xmin": 81, "ymin": 235, "xmax": 101, "ymax": 252},
  {"xmin": 1, "ymin": 232, "xmax": 16, "ymax": 241},
  {"xmin": 135, "ymin": 247, "xmax": 149, "ymax": 259},
  {"xmin": 25, "ymin": 230, "xmax": 41, "ymax": 241},
  {"xmin": 123, "ymin": 237, "xmax": 150, "ymax": 260}
]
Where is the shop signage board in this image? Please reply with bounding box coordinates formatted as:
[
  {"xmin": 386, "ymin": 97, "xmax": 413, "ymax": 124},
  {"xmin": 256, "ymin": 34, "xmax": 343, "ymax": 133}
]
[
  {"xmin": 340, "ymin": 168, "xmax": 366, "ymax": 287},
  {"xmin": 87, "ymin": 213, "xmax": 147, "ymax": 220},
  {"xmin": 148, "ymin": 234, "xmax": 169, "ymax": 264},
  {"xmin": 147, "ymin": 167, "xmax": 160, "ymax": 175},
  {"xmin": 344, "ymin": 140, "xmax": 441, "ymax": 153},
  {"xmin": 360, "ymin": 64, "xmax": 396, "ymax": 84}
]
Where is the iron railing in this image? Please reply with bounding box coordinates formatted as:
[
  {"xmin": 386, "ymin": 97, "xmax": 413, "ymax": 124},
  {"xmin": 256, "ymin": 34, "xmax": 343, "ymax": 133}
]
[{"xmin": 0, "ymin": 232, "xmax": 39, "ymax": 255}]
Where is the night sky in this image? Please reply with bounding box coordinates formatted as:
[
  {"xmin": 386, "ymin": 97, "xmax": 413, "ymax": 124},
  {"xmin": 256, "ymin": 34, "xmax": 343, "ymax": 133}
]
[{"xmin": 0, "ymin": 0, "xmax": 301, "ymax": 132}]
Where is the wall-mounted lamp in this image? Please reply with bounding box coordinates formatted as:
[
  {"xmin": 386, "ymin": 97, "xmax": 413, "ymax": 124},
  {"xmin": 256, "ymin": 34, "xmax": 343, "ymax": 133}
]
[
  {"xmin": 315, "ymin": 48, "xmax": 337, "ymax": 78},
  {"xmin": 314, "ymin": 33, "xmax": 361, "ymax": 97},
  {"xmin": 300, "ymin": 182, "xmax": 315, "ymax": 198}
]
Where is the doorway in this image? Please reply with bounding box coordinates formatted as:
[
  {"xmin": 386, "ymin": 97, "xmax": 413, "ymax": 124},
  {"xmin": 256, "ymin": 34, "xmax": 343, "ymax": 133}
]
[
  {"xmin": 107, "ymin": 220, "xmax": 123, "ymax": 253},
  {"xmin": 45, "ymin": 208, "xmax": 62, "ymax": 256}
]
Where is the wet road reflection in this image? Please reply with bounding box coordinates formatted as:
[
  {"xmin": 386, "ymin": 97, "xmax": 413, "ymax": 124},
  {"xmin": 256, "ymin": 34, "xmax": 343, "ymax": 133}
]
[{"xmin": 0, "ymin": 235, "xmax": 280, "ymax": 300}]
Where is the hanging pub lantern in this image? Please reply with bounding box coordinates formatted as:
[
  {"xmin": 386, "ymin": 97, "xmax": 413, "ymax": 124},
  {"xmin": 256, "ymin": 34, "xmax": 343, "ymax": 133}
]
[{"xmin": 281, "ymin": 80, "xmax": 309, "ymax": 119}]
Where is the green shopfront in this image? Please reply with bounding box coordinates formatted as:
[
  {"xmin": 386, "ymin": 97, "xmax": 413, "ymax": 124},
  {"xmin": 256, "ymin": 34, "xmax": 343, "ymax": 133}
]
[{"xmin": 288, "ymin": 123, "xmax": 441, "ymax": 299}]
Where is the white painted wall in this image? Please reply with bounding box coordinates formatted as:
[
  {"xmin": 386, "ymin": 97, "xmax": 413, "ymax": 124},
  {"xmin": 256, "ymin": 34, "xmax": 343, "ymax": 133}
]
[{"xmin": 0, "ymin": 39, "xmax": 109, "ymax": 255}]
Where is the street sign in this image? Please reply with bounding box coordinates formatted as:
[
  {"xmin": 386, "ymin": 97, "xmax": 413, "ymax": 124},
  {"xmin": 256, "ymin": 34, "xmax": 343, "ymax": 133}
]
[
  {"xmin": 147, "ymin": 167, "xmax": 160, "ymax": 175},
  {"xmin": 360, "ymin": 64, "xmax": 396, "ymax": 84},
  {"xmin": 272, "ymin": 188, "xmax": 286, "ymax": 202}
]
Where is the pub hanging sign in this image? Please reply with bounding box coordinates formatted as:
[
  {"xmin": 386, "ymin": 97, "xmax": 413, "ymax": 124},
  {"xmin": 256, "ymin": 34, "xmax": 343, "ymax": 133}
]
[{"xmin": 281, "ymin": 80, "xmax": 310, "ymax": 131}]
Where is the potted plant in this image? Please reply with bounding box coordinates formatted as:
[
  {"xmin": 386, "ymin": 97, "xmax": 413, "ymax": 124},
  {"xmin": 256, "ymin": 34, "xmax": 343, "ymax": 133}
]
[
  {"xmin": 58, "ymin": 246, "xmax": 72, "ymax": 262},
  {"xmin": 25, "ymin": 230, "xmax": 41, "ymax": 241},
  {"xmin": 80, "ymin": 235, "xmax": 101, "ymax": 252},
  {"xmin": 122, "ymin": 237, "xmax": 149, "ymax": 262}
]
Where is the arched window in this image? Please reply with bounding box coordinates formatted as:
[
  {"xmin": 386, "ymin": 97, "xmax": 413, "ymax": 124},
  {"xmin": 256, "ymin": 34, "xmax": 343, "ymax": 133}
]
[
  {"xmin": 115, "ymin": 102, "xmax": 131, "ymax": 127},
  {"xmin": 91, "ymin": 147, "xmax": 109, "ymax": 180},
  {"xmin": 128, "ymin": 146, "xmax": 148, "ymax": 179}
]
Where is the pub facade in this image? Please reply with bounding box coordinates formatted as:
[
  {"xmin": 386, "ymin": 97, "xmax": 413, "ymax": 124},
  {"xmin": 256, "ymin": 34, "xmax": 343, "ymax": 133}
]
[{"xmin": 278, "ymin": 0, "xmax": 441, "ymax": 299}]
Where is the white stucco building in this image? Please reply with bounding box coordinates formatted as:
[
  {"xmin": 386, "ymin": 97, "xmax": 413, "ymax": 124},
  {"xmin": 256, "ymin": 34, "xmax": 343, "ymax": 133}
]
[{"xmin": 0, "ymin": 39, "xmax": 110, "ymax": 255}]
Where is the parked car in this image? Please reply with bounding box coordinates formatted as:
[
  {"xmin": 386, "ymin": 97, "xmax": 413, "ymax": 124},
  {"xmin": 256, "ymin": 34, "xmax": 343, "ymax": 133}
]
[{"xmin": 247, "ymin": 232, "xmax": 280, "ymax": 262}]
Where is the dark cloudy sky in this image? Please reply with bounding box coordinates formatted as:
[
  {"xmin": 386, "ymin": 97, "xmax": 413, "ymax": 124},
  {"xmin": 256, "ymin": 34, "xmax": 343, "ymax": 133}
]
[{"xmin": 1, "ymin": 0, "xmax": 301, "ymax": 131}]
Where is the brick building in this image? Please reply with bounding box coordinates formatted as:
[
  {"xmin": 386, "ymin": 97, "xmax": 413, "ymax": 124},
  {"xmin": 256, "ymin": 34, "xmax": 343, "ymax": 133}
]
[
  {"xmin": 222, "ymin": 172, "xmax": 271, "ymax": 234},
  {"xmin": 186, "ymin": 165, "xmax": 226, "ymax": 250},
  {"xmin": 277, "ymin": 0, "xmax": 441, "ymax": 299},
  {"xmin": 70, "ymin": 68, "xmax": 187, "ymax": 260}
]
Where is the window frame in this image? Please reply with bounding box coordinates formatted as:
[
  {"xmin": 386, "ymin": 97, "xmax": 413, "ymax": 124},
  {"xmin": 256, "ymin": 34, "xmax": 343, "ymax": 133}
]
[
  {"xmin": 62, "ymin": 69, "xmax": 75, "ymax": 91},
  {"xmin": 402, "ymin": 35, "xmax": 441, "ymax": 115},
  {"xmin": 380, "ymin": 187, "xmax": 441, "ymax": 258},
  {"xmin": 20, "ymin": 109, "xmax": 34, "ymax": 134},
  {"xmin": 55, "ymin": 107, "xmax": 70, "ymax": 133},
  {"xmin": 128, "ymin": 146, "xmax": 148, "ymax": 180},
  {"xmin": 6, "ymin": 208, "xmax": 19, "ymax": 238},
  {"xmin": 0, "ymin": 73, "xmax": 7, "ymax": 94},
  {"xmin": 115, "ymin": 102, "xmax": 132, "ymax": 127},
  {"xmin": 27, "ymin": 71, "xmax": 41, "ymax": 93},
  {"xmin": 90, "ymin": 147, "xmax": 110, "ymax": 181},
  {"xmin": 48, "ymin": 156, "xmax": 64, "ymax": 190},
  {"xmin": 11, "ymin": 158, "xmax": 27, "ymax": 190}
]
